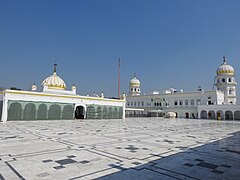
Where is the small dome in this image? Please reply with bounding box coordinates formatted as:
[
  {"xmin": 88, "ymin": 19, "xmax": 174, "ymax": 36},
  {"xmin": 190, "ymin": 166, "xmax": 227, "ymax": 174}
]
[
  {"xmin": 217, "ymin": 56, "xmax": 234, "ymax": 76},
  {"xmin": 42, "ymin": 64, "xmax": 66, "ymax": 90},
  {"xmin": 130, "ymin": 74, "xmax": 140, "ymax": 87}
]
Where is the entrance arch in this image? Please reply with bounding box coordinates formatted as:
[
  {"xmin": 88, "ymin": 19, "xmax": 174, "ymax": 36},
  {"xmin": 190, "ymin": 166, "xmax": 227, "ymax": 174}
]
[
  {"xmin": 208, "ymin": 110, "xmax": 215, "ymax": 119},
  {"xmin": 216, "ymin": 110, "xmax": 224, "ymax": 120},
  {"xmin": 37, "ymin": 104, "xmax": 47, "ymax": 120},
  {"xmin": 185, "ymin": 112, "xmax": 189, "ymax": 119},
  {"xmin": 62, "ymin": 105, "xmax": 74, "ymax": 119},
  {"xmin": 225, "ymin": 111, "xmax": 233, "ymax": 120},
  {"xmin": 75, "ymin": 106, "xmax": 85, "ymax": 119},
  {"xmin": 200, "ymin": 110, "xmax": 207, "ymax": 119},
  {"xmin": 23, "ymin": 103, "xmax": 36, "ymax": 120},
  {"xmin": 8, "ymin": 102, "xmax": 22, "ymax": 120},
  {"xmin": 102, "ymin": 107, "xmax": 107, "ymax": 119},
  {"xmin": 234, "ymin": 111, "xmax": 240, "ymax": 120},
  {"xmin": 48, "ymin": 104, "xmax": 61, "ymax": 120},
  {"xmin": 96, "ymin": 106, "xmax": 102, "ymax": 119}
]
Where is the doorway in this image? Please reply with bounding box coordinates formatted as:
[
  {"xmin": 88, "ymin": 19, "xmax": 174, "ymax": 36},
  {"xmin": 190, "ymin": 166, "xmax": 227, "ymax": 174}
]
[{"xmin": 75, "ymin": 106, "xmax": 85, "ymax": 119}]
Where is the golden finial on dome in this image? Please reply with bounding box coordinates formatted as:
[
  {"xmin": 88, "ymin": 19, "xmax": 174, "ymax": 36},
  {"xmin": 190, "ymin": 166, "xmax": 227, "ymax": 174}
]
[
  {"xmin": 54, "ymin": 62, "xmax": 57, "ymax": 73},
  {"xmin": 223, "ymin": 56, "xmax": 226, "ymax": 64}
]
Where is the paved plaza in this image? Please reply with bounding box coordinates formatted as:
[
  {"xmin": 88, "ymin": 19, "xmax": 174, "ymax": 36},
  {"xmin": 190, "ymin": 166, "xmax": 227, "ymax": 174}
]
[{"xmin": 0, "ymin": 118, "xmax": 240, "ymax": 180}]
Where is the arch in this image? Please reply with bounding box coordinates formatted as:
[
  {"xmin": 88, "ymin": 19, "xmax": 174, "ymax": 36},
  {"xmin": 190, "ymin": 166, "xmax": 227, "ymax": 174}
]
[
  {"xmin": 179, "ymin": 100, "xmax": 183, "ymax": 106},
  {"xmin": 190, "ymin": 99, "xmax": 194, "ymax": 106},
  {"xmin": 86, "ymin": 106, "xmax": 95, "ymax": 119},
  {"xmin": 75, "ymin": 106, "xmax": 85, "ymax": 119},
  {"xmin": 48, "ymin": 104, "xmax": 61, "ymax": 120},
  {"xmin": 216, "ymin": 110, "xmax": 224, "ymax": 120},
  {"xmin": 0, "ymin": 101, "xmax": 2, "ymax": 120},
  {"xmin": 62, "ymin": 105, "xmax": 74, "ymax": 119},
  {"xmin": 8, "ymin": 102, "xmax": 22, "ymax": 120},
  {"xmin": 225, "ymin": 111, "xmax": 233, "ymax": 120},
  {"xmin": 234, "ymin": 111, "xmax": 240, "ymax": 120},
  {"xmin": 118, "ymin": 107, "xmax": 123, "ymax": 119},
  {"xmin": 196, "ymin": 99, "xmax": 201, "ymax": 105},
  {"xmin": 191, "ymin": 113, "xmax": 196, "ymax": 119},
  {"xmin": 96, "ymin": 106, "xmax": 102, "ymax": 119},
  {"xmin": 113, "ymin": 107, "xmax": 118, "ymax": 119},
  {"xmin": 108, "ymin": 107, "xmax": 113, "ymax": 119},
  {"xmin": 200, "ymin": 110, "xmax": 207, "ymax": 119},
  {"xmin": 37, "ymin": 104, "xmax": 47, "ymax": 120},
  {"xmin": 185, "ymin": 112, "xmax": 189, "ymax": 119},
  {"xmin": 208, "ymin": 110, "xmax": 215, "ymax": 119},
  {"xmin": 102, "ymin": 106, "xmax": 108, "ymax": 119},
  {"xmin": 23, "ymin": 103, "xmax": 36, "ymax": 120}
]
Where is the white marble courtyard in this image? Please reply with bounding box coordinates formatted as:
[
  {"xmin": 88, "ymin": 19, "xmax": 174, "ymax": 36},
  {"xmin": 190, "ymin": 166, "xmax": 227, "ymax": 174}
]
[{"xmin": 0, "ymin": 118, "xmax": 240, "ymax": 180}]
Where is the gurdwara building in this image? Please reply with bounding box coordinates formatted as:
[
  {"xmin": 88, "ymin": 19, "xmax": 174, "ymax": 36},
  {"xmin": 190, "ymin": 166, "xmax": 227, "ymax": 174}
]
[
  {"xmin": 126, "ymin": 57, "xmax": 240, "ymax": 120},
  {"xmin": 0, "ymin": 64, "xmax": 126, "ymax": 122}
]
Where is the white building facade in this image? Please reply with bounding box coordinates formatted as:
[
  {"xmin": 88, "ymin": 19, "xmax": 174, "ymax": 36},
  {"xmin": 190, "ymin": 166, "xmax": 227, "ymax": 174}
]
[
  {"xmin": 0, "ymin": 64, "xmax": 126, "ymax": 122},
  {"xmin": 126, "ymin": 57, "xmax": 240, "ymax": 120}
]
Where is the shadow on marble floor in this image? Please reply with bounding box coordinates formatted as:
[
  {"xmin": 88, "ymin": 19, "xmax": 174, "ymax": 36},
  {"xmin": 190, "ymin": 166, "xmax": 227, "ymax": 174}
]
[{"xmin": 96, "ymin": 131, "xmax": 240, "ymax": 180}]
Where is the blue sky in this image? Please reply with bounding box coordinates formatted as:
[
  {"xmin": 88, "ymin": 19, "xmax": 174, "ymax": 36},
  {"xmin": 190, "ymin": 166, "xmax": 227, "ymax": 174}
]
[{"xmin": 0, "ymin": 0, "xmax": 240, "ymax": 98}]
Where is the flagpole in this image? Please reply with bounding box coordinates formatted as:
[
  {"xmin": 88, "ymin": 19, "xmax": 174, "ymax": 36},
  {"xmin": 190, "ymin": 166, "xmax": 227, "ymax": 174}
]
[{"xmin": 118, "ymin": 58, "xmax": 120, "ymax": 98}]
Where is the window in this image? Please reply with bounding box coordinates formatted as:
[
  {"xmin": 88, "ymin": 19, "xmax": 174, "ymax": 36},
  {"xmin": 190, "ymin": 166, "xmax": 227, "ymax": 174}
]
[
  {"xmin": 147, "ymin": 102, "xmax": 151, "ymax": 107},
  {"xmin": 134, "ymin": 102, "xmax": 137, "ymax": 106},
  {"xmin": 174, "ymin": 100, "xmax": 178, "ymax": 106},
  {"xmin": 185, "ymin": 100, "xmax": 188, "ymax": 106},
  {"xmin": 229, "ymin": 78, "xmax": 231, "ymax": 82},
  {"xmin": 197, "ymin": 99, "xmax": 201, "ymax": 105},
  {"xmin": 131, "ymin": 102, "xmax": 133, "ymax": 106},
  {"xmin": 127, "ymin": 102, "xmax": 130, "ymax": 106},
  {"xmin": 208, "ymin": 96, "xmax": 211, "ymax": 99},
  {"xmin": 134, "ymin": 88, "xmax": 137, "ymax": 91},
  {"xmin": 138, "ymin": 101, "xmax": 140, "ymax": 106},
  {"xmin": 191, "ymin": 100, "xmax": 194, "ymax": 106},
  {"xmin": 222, "ymin": 78, "xmax": 225, "ymax": 83},
  {"xmin": 179, "ymin": 100, "xmax": 183, "ymax": 106},
  {"xmin": 229, "ymin": 89, "xmax": 232, "ymax": 95},
  {"xmin": 142, "ymin": 101, "xmax": 144, "ymax": 107},
  {"xmin": 160, "ymin": 102, "xmax": 162, "ymax": 106}
]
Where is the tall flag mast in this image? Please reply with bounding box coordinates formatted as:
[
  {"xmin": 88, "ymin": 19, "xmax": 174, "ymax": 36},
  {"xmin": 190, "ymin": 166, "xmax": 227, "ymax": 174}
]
[{"xmin": 118, "ymin": 58, "xmax": 121, "ymax": 98}]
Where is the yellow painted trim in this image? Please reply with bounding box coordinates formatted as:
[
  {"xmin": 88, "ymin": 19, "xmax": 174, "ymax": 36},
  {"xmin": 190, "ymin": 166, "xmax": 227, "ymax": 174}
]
[
  {"xmin": 5, "ymin": 90, "xmax": 125, "ymax": 103},
  {"xmin": 47, "ymin": 86, "xmax": 66, "ymax": 90},
  {"xmin": 130, "ymin": 83, "xmax": 140, "ymax": 86}
]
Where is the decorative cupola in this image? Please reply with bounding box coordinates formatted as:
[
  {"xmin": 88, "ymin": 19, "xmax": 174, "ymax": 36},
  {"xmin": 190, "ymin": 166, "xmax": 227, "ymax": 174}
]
[
  {"xmin": 31, "ymin": 83, "xmax": 37, "ymax": 91},
  {"xmin": 129, "ymin": 73, "xmax": 141, "ymax": 96},
  {"xmin": 121, "ymin": 92, "xmax": 126, "ymax": 100},
  {"xmin": 72, "ymin": 84, "xmax": 77, "ymax": 94},
  {"xmin": 42, "ymin": 63, "xmax": 67, "ymax": 92},
  {"xmin": 215, "ymin": 56, "xmax": 237, "ymax": 104}
]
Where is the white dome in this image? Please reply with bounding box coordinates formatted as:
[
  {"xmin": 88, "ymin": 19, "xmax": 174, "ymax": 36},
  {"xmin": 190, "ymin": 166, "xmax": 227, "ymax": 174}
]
[
  {"xmin": 42, "ymin": 72, "xmax": 66, "ymax": 90},
  {"xmin": 217, "ymin": 57, "xmax": 234, "ymax": 76},
  {"xmin": 130, "ymin": 75, "xmax": 140, "ymax": 87}
]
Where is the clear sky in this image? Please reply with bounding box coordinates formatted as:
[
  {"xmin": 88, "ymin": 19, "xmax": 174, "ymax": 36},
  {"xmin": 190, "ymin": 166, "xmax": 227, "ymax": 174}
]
[{"xmin": 0, "ymin": 0, "xmax": 240, "ymax": 99}]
